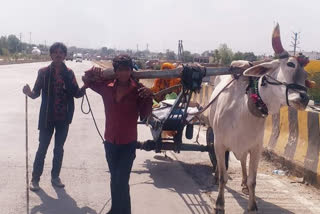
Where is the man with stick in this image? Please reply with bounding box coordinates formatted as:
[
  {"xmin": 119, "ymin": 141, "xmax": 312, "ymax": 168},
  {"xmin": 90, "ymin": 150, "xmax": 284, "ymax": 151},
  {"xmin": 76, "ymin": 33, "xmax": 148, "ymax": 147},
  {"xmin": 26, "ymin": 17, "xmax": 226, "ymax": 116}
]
[
  {"xmin": 23, "ymin": 42, "xmax": 86, "ymax": 191},
  {"xmin": 82, "ymin": 54, "xmax": 153, "ymax": 214}
]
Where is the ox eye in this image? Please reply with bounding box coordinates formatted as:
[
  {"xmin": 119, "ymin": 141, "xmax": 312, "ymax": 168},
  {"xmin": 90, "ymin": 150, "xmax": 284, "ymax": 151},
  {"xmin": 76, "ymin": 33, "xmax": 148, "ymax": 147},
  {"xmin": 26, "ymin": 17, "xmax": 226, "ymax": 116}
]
[{"xmin": 287, "ymin": 62, "xmax": 296, "ymax": 68}]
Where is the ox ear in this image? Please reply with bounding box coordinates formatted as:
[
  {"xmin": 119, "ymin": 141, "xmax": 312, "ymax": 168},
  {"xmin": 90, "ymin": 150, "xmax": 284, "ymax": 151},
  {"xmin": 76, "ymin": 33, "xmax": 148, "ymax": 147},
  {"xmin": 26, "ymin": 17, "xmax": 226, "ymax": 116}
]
[
  {"xmin": 230, "ymin": 60, "xmax": 253, "ymax": 70},
  {"xmin": 243, "ymin": 61, "xmax": 280, "ymax": 77}
]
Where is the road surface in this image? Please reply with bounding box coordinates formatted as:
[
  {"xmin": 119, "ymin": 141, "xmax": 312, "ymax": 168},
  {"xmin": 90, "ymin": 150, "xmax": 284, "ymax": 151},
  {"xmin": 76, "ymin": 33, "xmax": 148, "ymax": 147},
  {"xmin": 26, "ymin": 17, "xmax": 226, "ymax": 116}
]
[{"xmin": 0, "ymin": 61, "xmax": 319, "ymax": 214}]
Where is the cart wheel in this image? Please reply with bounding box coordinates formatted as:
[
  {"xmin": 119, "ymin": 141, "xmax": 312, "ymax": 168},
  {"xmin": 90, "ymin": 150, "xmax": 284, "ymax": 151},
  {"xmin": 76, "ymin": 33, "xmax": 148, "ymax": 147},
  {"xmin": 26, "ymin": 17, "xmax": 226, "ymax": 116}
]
[
  {"xmin": 185, "ymin": 124, "xmax": 193, "ymax": 139},
  {"xmin": 206, "ymin": 127, "xmax": 217, "ymax": 171}
]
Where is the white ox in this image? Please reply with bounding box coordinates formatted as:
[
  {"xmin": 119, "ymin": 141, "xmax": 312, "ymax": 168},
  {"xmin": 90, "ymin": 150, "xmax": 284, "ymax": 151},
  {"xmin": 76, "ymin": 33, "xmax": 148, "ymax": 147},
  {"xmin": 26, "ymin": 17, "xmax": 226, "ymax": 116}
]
[{"xmin": 209, "ymin": 24, "xmax": 310, "ymax": 213}]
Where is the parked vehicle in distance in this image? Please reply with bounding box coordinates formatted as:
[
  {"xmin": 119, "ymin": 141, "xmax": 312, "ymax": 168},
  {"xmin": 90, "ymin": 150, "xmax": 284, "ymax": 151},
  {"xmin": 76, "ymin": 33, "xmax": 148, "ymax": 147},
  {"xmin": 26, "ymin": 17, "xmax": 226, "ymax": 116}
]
[
  {"xmin": 75, "ymin": 53, "xmax": 83, "ymax": 62},
  {"xmin": 31, "ymin": 47, "xmax": 41, "ymax": 56}
]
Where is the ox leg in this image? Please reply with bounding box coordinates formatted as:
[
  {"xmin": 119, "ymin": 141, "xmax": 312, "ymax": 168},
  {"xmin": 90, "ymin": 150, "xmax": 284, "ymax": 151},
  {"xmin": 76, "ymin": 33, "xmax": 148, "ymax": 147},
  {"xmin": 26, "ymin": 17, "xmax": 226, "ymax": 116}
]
[
  {"xmin": 247, "ymin": 147, "xmax": 261, "ymax": 213},
  {"xmin": 240, "ymin": 153, "xmax": 249, "ymax": 195},
  {"xmin": 214, "ymin": 151, "xmax": 229, "ymax": 185},
  {"xmin": 215, "ymin": 147, "xmax": 228, "ymax": 214},
  {"xmin": 214, "ymin": 166, "xmax": 219, "ymax": 185}
]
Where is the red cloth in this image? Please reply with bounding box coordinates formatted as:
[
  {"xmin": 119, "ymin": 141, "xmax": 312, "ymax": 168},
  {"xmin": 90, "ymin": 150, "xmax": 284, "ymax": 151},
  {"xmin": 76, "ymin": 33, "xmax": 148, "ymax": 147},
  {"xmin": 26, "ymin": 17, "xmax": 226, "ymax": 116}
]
[
  {"xmin": 52, "ymin": 69, "xmax": 68, "ymax": 121},
  {"xmin": 88, "ymin": 79, "xmax": 152, "ymax": 144}
]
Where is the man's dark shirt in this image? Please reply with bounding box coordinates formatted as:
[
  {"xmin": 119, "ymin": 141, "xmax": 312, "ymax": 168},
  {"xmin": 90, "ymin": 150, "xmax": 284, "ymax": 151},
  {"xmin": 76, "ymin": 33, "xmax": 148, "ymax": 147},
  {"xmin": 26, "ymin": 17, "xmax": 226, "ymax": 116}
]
[{"xmin": 31, "ymin": 63, "xmax": 84, "ymax": 128}]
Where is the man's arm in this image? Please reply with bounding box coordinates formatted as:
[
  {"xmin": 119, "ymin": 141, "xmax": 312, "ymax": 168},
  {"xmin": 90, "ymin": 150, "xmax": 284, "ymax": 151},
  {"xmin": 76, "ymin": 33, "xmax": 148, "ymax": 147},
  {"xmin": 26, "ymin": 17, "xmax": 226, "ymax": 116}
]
[
  {"xmin": 82, "ymin": 67, "xmax": 109, "ymax": 95},
  {"xmin": 23, "ymin": 70, "xmax": 43, "ymax": 99},
  {"xmin": 69, "ymin": 70, "xmax": 86, "ymax": 98},
  {"xmin": 138, "ymin": 85, "xmax": 153, "ymax": 120}
]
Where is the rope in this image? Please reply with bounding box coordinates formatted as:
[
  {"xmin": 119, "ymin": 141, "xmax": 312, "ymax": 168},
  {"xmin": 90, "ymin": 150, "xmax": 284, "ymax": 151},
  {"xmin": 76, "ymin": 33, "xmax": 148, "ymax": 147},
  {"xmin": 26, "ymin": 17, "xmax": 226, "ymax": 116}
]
[
  {"xmin": 186, "ymin": 78, "xmax": 236, "ymax": 122},
  {"xmin": 25, "ymin": 95, "xmax": 30, "ymax": 214},
  {"xmin": 81, "ymin": 93, "xmax": 105, "ymax": 143}
]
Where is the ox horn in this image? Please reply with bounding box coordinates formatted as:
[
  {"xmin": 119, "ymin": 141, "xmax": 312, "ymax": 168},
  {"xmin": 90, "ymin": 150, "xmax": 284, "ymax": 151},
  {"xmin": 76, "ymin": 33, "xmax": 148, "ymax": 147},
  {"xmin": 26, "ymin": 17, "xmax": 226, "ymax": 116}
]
[{"xmin": 272, "ymin": 23, "xmax": 289, "ymax": 58}]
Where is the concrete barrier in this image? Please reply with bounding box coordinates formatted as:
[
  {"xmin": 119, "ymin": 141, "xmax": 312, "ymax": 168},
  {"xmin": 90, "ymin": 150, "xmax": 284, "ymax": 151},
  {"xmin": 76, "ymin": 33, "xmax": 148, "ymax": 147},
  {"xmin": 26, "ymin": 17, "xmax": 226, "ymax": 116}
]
[
  {"xmin": 192, "ymin": 84, "xmax": 320, "ymax": 187},
  {"xmin": 263, "ymin": 107, "xmax": 320, "ymax": 186}
]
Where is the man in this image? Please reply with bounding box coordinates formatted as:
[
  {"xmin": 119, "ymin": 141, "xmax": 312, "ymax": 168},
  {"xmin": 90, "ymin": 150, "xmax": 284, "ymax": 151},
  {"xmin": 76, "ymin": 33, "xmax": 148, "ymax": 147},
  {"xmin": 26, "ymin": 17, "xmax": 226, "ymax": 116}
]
[
  {"xmin": 23, "ymin": 42, "xmax": 86, "ymax": 191},
  {"xmin": 83, "ymin": 55, "xmax": 153, "ymax": 214},
  {"xmin": 150, "ymin": 62, "xmax": 181, "ymax": 103},
  {"xmin": 150, "ymin": 62, "xmax": 182, "ymax": 137}
]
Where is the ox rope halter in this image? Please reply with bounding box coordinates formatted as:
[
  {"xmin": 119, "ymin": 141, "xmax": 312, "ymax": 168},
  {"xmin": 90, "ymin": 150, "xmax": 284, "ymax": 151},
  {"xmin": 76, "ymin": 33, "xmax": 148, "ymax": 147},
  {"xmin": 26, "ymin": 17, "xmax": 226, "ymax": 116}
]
[{"xmin": 260, "ymin": 75, "xmax": 308, "ymax": 107}]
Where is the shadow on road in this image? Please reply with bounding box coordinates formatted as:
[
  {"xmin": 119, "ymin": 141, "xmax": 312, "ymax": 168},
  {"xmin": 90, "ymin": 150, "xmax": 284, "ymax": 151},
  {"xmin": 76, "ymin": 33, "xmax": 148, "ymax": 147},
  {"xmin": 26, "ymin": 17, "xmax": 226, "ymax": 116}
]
[
  {"xmin": 140, "ymin": 157, "xmax": 213, "ymax": 214},
  {"xmin": 30, "ymin": 187, "xmax": 97, "ymax": 214},
  {"xmin": 225, "ymin": 186, "xmax": 294, "ymax": 214},
  {"xmin": 178, "ymin": 161, "xmax": 218, "ymax": 192},
  {"xmin": 132, "ymin": 154, "xmax": 296, "ymax": 214}
]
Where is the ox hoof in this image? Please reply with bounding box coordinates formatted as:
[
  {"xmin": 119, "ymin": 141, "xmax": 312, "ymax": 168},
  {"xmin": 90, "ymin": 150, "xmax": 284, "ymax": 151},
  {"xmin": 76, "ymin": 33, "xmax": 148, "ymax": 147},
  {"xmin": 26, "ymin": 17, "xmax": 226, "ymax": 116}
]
[
  {"xmin": 248, "ymin": 202, "xmax": 258, "ymax": 213},
  {"xmin": 248, "ymin": 210, "xmax": 257, "ymax": 214},
  {"xmin": 214, "ymin": 208, "xmax": 225, "ymax": 214},
  {"xmin": 242, "ymin": 186, "xmax": 249, "ymax": 195}
]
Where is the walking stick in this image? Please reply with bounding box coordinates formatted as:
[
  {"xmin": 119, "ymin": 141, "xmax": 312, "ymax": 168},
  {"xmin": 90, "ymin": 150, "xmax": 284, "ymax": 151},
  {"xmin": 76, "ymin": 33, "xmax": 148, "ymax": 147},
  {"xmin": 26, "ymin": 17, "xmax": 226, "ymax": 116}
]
[{"xmin": 25, "ymin": 95, "xmax": 30, "ymax": 214}]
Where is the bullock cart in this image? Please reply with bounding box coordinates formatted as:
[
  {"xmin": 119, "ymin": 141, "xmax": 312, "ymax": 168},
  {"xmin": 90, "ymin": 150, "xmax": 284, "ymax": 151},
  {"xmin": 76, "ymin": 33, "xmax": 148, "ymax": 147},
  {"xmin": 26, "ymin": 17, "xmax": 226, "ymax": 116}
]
[{"xmin": 89, "ymin": 65, "xmax": 243, "ymax": 168}]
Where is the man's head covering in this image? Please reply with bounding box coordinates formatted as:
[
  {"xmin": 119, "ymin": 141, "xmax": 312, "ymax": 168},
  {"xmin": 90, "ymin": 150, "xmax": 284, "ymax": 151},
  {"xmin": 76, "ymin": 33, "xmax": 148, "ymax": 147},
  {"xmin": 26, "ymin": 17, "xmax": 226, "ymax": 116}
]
[
  {"xmin": 161, "ymin": 62, "xmax": 175, "ymax": 70},
  {"xmin": 112, "ymin": 54, "xmax": 133, "ymax": 71}
]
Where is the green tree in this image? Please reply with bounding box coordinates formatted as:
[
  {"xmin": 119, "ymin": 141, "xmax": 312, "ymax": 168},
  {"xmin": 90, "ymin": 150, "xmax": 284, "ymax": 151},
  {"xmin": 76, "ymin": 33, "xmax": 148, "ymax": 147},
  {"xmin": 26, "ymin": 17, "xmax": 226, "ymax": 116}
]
[
  {"xmin": 166, "ymin": 49, "xmax": 176, "ymax": 60},
  {"xmin": 308, "ymin": 73, "xmax": 320, "ymax": 102},
  {"xmin": 157, "ymin": 52, "xmax": 164, "ymax": 59},
  {"xmin": 106, "ymin": 48, "xmax": 115, "ymax": 55},
  {"xmin": 242, "ymin": 52, "xmax": 257, "ymax": 61},
  {"xmin": 101, "ymin": 47, "xmax": 108, "ymax": 55},
  {"xmin": 212, "ymin": 49, "xmax": 221, "ymax": 64},
  {"xmin": 233, "ymin": 51, "xmax": 244, "ymax": 60},
  {"xmin": 0, "ymin": 36, "xmax": 8, "ymax": 55},
  {"xmin": 201, "ymin": 50, "xmax": 210, "ymax": 57},
  {"xmin": 182, "ymin": 51, "xmax": 193, "ymax": 62},
  {"xmin": 1, "ymin": 48, "xmax": 9, "ymax": 56},
  {"xmin": 7, "ymin": 35, "xmax": 20, "ymax": 53},
  {"xmin": 232, "ymin": 51, "xmax": 258, "ymax": 62},
  {"xmin": 218, "ymin": 44, "xmax": 233, "ymax": 65}
]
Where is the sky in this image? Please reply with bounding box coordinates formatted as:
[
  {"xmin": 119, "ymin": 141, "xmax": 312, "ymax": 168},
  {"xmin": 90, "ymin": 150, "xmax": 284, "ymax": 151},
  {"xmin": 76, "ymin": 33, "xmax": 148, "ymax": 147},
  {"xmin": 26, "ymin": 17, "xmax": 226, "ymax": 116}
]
[{"xmin": 0, "ymin": 0, "xmax": 319, "ymax": 55}]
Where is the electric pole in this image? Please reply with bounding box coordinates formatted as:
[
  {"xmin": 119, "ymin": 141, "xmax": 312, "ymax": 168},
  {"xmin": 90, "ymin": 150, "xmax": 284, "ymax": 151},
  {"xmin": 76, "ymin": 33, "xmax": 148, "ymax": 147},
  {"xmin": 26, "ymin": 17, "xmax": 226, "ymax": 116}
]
[
  {"xmin": 19, "ymin": 33, "xmax": 22, "ymax": 52},
  {"xmin": 178, "ymin": 40, "xmax": 184, "ymax": 61},
  {"xmin": 291, "ymin": 32, "xmax": 300, "ymax": 56},
  {"xmin": 29, "ymin": 32, "xmax": 32, "ymax": 45}
]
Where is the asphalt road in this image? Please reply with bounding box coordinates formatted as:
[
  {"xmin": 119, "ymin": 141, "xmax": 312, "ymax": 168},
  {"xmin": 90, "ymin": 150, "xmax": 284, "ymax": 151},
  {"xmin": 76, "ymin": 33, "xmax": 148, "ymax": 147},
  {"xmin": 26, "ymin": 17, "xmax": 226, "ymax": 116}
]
[{"xmin": 0, "ymin": 61, "xmax": 319, "ymax": 214}]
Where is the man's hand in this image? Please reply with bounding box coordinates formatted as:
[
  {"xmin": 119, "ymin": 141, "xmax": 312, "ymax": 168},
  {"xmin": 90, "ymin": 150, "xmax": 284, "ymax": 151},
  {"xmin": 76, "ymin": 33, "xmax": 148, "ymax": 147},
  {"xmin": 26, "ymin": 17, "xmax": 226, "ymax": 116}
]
[
  {"xmin": 83, "ymin": 66, "xmax": 104, "ymax": 83},
  {"xmin": 138, "ymin": 87, "xmax": 153, "ymax": 99},
  {"xmin": 23, "ymin": 84, "xmax": 32, "ymax": 96},
  {"xmin": 80, "ymin": 85, "xmax": 87, "ymax": 92},
  {"xmin": 82, "ymin": 76, "xmax": 90, "ymax": 88}
]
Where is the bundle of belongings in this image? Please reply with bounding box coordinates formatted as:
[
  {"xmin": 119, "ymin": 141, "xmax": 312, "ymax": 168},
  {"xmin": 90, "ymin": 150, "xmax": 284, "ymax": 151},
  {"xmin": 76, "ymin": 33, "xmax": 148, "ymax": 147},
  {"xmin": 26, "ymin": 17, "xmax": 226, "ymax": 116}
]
[{"xmin": 149, "ymin": 62, "xmax": 200, "ymax": 137}]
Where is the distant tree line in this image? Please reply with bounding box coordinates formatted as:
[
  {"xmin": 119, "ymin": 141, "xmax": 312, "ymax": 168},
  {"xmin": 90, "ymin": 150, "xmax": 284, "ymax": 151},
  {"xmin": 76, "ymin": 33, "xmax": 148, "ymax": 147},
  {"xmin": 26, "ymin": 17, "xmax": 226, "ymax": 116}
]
[
  {"xmin": 146, "ymin": 44, "xmax": 261, "ymax": 65},
  {"xmin": 0, "ymin": 34, "xmax": 37, "ymax": 56},
  {"xmin": 189, "ymin": 44, "xmax": 258, "ymax": 65},
  {"xmin": 0, "ymin": 34, "xmax": 262, "ymax": 66},
  {"xmin": 96, "ymin": 44, "xmax": 261, "ymax": 66}
]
